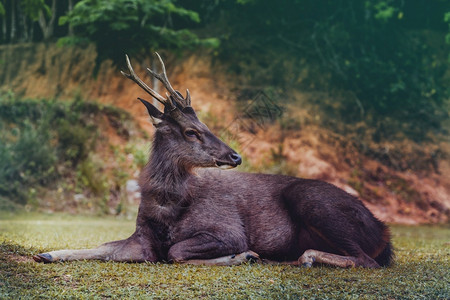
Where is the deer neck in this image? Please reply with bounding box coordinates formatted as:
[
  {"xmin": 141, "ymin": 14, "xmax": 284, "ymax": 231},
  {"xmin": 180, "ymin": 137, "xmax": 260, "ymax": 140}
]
[
  {"xmin": 138, "ymin": 139, "xmax": 194, "ymax": 223},
  {"xmin": 147, "ymin": 155, "xmax": 192, "ymax": 203}
]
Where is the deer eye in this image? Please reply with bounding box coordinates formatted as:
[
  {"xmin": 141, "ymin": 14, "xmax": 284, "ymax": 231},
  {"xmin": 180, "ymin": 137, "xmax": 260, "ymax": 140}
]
[{"xmin": 184, "ymin": 129, "xmax": 199, "ymax": 139}]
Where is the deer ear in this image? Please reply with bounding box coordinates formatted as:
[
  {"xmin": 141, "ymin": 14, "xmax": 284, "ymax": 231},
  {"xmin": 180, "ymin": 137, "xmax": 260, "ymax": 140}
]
[{"xmin": 138, "ymin": 98, "xmax": 164, "ymax": 125}]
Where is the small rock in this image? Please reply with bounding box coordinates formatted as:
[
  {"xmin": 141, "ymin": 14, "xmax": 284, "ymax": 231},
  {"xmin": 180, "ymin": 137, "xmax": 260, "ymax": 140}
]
[
  {"xmin": 74, "ymin": 194, "xmax": 86, "ymax": 203},
  {"xmin": 126, "ymin": 179, "xmax": 141, "ymax": 203}
]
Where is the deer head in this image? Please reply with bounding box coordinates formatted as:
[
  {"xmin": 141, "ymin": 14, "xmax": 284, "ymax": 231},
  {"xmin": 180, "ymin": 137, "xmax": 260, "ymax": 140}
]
[{"xmin": 121, "ymin": 53, "xmax": 242, "ymax": 171}]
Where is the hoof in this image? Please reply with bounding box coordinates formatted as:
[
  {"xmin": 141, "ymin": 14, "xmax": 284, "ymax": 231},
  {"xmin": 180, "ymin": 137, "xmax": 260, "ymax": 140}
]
[
  {"xmin": 245, "ymin": 250, "xmax": 260, "ymax": 262},
  {"xmin": 33, "ymin": 253, "xmax": 53, "ymax": 263},
  {"xmin": 299, "ymin": 253, "xmax": 315, "ymax": 268}
]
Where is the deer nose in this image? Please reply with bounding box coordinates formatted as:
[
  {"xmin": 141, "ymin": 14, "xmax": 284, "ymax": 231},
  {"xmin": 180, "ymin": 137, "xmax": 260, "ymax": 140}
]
[{"xmin": 229, "ymin": 153, "xmax": 242, "ymax": 165}]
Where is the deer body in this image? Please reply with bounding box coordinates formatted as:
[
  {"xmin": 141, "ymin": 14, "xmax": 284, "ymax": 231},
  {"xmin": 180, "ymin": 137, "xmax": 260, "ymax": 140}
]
[
  {"xmin": 33, "ymin": 54, "xmax": 392, "ymax": 268},
  {"xmin": 140, "ymin": 169, "xmax": 299, "ymax": 263}
]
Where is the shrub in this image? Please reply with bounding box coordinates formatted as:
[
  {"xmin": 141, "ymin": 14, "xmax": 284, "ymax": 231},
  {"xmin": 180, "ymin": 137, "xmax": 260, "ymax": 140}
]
[
  {"xmin": 0, "ymin": 119, "xmax": 57, "ymax": 204},
  {"xmin": 0, "ymin": 94, "xmax": 130, "ymax": 207}
]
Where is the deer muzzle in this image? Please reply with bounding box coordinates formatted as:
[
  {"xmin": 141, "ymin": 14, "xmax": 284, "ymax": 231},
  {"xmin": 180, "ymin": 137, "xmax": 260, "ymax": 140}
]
[{"xmin": 215, "ymin": 152, "xmax": 242, "ymax": 169}]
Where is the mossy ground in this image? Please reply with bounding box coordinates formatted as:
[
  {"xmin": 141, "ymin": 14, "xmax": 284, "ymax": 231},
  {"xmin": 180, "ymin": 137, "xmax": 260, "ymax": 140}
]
[{"xmin": 0, "ymin": 212, "xmax": 448, "ymax": 299}]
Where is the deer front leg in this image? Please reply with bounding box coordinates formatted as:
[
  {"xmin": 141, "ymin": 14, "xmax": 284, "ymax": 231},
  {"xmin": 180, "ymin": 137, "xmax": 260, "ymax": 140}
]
[
  {"xmin": 168, "ymin": 233, "xmax": 257, "ymax": 266},
  {"xmin": 33, "ymin": 233, "xmax": 156, "ymax": 263},
  {"xmin": 33, "ymin": 246, "xmax": 115, "ymax": 263}
]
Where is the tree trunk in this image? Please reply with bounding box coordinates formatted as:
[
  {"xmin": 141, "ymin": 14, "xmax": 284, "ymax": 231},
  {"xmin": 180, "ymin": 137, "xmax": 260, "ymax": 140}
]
[
  {"xmin": 38, "ymin": 10, "xmax": 47, "ymax": 39},
  {"xmin": 22, "ymin": 15, "xmax": 28, "ymax": 42},
  {"xmin": 68, "ymin": 0, "xmax": 74, "ymax": 36},
  {"xmin": 38, "ymin": 0, "xmax": 57, "ymax": 40},
  {"xmin": 10, "ymin": 0, "xmax": 16, "ymax": 42},
  {"xmin": 19, "ymin": 4, "xmax": 28, "ymax": 42},
  {"xmin": 1, "ymin": 13, "xmax": 6, "ymax": 42}
]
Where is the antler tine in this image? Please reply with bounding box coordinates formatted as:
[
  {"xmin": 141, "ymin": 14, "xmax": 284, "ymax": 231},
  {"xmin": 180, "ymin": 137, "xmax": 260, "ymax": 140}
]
[
  {"xmin": 185, "ymin": 89, "xmax": 191, "ymax": 106},
  {"xmin": 121, "ymin": 55, "xmax": 168, "ymax": 105},
  {"xmin": 147, "ymin": 52, "xmax": 188, "ymax": 107}
]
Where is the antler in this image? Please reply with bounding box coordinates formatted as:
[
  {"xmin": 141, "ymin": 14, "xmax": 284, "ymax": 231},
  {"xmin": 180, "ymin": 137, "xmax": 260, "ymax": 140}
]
[
  {"xmin": 121, "ymin": 55, "xmax": 168, "ymax": 106},
  {"xmin": 121, "ymin": 53, "xmax": 191, "ymax": 110},
  {"xmin": 146, "ymin": 52, "xmax": 191, "ymax": 108}
]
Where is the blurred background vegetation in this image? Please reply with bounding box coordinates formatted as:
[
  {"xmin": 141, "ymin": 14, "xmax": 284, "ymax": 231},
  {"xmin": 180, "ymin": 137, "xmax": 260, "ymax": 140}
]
[
  {"xmin": 0, "ymin": 0, "xmax": 449, "ymax": 218},
  {"xmin": 1, "ymin": 0, "xmax": 448, "ymax": 138}
]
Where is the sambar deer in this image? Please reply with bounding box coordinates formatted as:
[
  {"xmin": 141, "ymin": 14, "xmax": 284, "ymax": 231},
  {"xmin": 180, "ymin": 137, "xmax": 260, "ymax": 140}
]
[{"xmin": 33, "ymin": 54, "xmax": 393, "ymax": 268}]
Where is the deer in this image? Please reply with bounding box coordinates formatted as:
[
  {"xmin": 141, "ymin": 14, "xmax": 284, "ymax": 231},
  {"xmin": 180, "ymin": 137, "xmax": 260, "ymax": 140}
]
[{"xmin": 33, "ymin": 53, "xmax": 393, "ymax": 268}]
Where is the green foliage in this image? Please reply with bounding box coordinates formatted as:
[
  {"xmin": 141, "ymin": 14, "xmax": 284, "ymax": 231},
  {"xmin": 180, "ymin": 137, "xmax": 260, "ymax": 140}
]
[
  {"xmin": 205, "ymin": 0, "xmax": 450, "ymax": 140},
  {"xmin": 0, "ymin": 196, "xmax": 20, "ymax": 212},
  {"xmin": 20, "ymin": 0, "xmax": 50, "ymax": 21},
  {"xmin": 3, "ymin": 0, "xmax": 447, "ymax": 142},
  {"xmin": 57, "ymin": 118, "xmax": 93, "ymax": 165},
  {"xmin": 0, "ymin": 94, "xmax": 132, "ymax": 206},
  {"xmin": 76, "ymin": 157, "xmax": 108, "ymax": 197},
  {"xmin": 1, "ymin": 215, "xmax": 449, "ymax": 298},
  {"xmin": 124, "ymin": 141, "xmax": 149, "ymax": 169},
  {"xmin": 371, "ymin": 0, "xmax": 398, "ymax": 21},
  {"xmin": 56, "ymin": 35, "xmax": 90, "ymax": 47},
  {"xmin": 59, "ymin": 0, "xmax": 213, "ymax": 61},
  {"xmin": 0, "ymin": 103, "xmax": 58, "ymax": 203}
]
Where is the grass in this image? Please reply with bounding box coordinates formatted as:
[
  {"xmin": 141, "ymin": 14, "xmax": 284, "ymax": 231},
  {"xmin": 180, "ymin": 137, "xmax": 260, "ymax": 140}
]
[{"xmin": 0, "ymin": 212, "xmax": 449, "ymax": 299}]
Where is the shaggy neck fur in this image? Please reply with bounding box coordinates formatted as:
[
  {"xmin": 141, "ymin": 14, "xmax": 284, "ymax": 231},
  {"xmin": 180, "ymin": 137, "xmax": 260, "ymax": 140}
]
[{"xmin": 138, "ymin": 131, "xmax": 194, "ymax": 223}]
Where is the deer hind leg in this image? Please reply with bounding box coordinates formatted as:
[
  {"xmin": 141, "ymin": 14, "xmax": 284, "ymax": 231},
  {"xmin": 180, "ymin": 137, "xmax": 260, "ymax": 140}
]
[
  {"xmin": 180, "ymin": 251, "xmax": 260, "ymax": 266},
  {"xmin": 295, "ymin": 225, "xmax": 381, "ymax": 268},
  {"xmin": 282, "ymin": 182, "xmax": 388, "ymax": 268},
  {"xmin": 298, "ymin": 249, "xmax": 380, "ymax": 268},
  {"xmin": 167, "ymin": 233, "xmax": 258, "ymax": 266},
  {"xmin": 33, "ymin": 234, "xmax": 154, "ymax": 263}
]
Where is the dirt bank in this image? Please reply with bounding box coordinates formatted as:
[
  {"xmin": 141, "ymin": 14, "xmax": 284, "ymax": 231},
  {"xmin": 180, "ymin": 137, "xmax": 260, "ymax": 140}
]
[{"xmin": 1, "ymin": 43, "xmax": 449, "ymax": 224}]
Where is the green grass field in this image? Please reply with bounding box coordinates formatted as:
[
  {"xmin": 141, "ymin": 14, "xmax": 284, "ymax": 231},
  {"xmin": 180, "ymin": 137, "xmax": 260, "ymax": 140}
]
[{"xmin": 1, "ymin": 212, "xmax": 448, "ymax": 299}]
